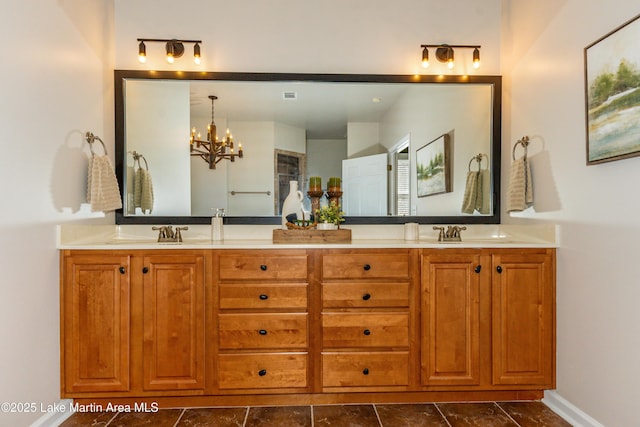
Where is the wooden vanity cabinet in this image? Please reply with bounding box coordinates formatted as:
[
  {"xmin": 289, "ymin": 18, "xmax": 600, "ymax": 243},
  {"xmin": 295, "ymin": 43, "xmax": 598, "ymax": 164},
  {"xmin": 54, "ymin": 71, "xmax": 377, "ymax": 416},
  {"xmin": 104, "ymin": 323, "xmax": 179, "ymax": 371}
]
[
  {"xmin": 320, "ymin": 249, "xmax": 416, "ymax": 390},
  {"xmin": 61, "ymin": 250, "xmax": 208, "ymax": 397},
  {"xmin": 420, "ymin": 248, "xmax": 556, "ymax": 390},
  {"xmin": 61, "ymin": 246, "xmax": 555, "ymax": 403},
  {"xmin": 215, "ymin": 250, "xmax": 310, "ymax": 392}
]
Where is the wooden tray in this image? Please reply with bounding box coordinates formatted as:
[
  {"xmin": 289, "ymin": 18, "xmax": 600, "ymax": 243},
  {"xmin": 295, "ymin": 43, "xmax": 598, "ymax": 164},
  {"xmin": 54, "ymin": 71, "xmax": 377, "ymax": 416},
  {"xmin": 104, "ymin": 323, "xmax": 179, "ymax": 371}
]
[{"xmin": 272, "ymin": 228, "xmax": 351, "ymax": 244}]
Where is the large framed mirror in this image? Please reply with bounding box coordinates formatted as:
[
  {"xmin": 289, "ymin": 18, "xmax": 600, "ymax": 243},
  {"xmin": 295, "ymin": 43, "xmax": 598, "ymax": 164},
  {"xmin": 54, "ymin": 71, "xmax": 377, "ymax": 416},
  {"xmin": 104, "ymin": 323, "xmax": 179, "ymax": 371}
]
[{"xmin": 115, "ymin": 70, "xmax": 501, "ymax": 225}]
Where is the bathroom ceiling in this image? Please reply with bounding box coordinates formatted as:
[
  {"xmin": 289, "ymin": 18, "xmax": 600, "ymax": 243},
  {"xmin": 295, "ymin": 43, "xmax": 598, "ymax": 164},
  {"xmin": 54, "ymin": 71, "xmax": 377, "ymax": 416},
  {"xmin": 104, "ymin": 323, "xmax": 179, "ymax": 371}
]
[{"xmin": 188, "ymin": 80, "xmax": 408, "ymax": 139}]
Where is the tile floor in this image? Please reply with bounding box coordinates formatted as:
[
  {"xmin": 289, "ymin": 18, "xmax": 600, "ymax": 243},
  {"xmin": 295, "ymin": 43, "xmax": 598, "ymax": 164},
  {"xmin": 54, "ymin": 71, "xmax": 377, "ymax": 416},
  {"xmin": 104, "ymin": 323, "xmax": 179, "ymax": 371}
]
[{"xmin": 59, "ymin": 401, "xmax": 572, "ymax": 426}]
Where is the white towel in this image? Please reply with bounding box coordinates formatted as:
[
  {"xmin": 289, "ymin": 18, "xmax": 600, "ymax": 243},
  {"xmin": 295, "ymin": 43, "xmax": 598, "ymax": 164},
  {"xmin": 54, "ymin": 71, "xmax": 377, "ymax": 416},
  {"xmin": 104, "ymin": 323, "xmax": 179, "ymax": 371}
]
[
  {"xmin": 87, "ymin": 155, "xmax": 122, "ymax": 212},
  {"xmin": 506, "ymin": 157, "xmax": 533, "ymax": 212}
]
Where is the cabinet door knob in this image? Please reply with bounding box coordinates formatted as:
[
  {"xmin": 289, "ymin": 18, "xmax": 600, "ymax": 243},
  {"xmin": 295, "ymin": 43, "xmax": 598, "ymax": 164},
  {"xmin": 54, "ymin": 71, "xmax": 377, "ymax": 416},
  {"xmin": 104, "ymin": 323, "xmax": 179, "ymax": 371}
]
[
  {"xmin": 362, "ymin": 368, "xmax": 370, "ymax": 375},
  {"xmin": 260, "ymin": 264, "xmax": 268, "ymax": 271},
  {"xmin": 363, "ymin": 329, "xmax": 371, "ymax": 336},
  {"xmin": 362, "ymin": 293, "xmax": 371, "ymax": 301},
  {"xmin": 142, "ymin": 267, "xmax": 149, "ymax": 274},
  {"xmin": 259, "ymin": 294, "xmax": 269, "ymax": 300},
  {"xmin": 119, "ymin": 266, "xmax": 126, "ymax": 274},
  {"xmin": 475, "ymin": 265, "xmax": 482, "ymax": 273},
  {"xmin": 259, "ymin": 329, "xmax": 268, "ymax": 335},
  {"xmin": 496, "ymin": 266, "xmax": 503, "ymax": 273},
  {"xmin": 363, "ymin": 264, "xmax": 371, "ymax": 271},
  {"xmin": 258, "ymin": 369, "xmax": 267, "ymax": 376}
]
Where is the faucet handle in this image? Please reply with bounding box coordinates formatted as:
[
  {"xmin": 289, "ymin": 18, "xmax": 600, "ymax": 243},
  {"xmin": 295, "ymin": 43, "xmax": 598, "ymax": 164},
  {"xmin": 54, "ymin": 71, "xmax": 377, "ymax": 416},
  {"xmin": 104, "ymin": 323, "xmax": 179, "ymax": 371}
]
[
  {"xmin": 152, "ymin": 225, "xmax": 167, "ymax": 240},
  {"xmin": 175, "ymin": 226, "xmax": 189, "ymax": 242},
  {"xmin": 432, "ymin": 226, "xmax": 445, "ymax": 242}
]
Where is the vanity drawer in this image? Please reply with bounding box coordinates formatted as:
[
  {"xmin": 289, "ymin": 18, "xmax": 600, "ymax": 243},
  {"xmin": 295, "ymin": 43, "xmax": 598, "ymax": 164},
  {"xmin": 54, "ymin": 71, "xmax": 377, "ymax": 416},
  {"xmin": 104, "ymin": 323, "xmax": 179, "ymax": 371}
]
[
  {"xmin": 322, "ymin": 282, "xmax": 409, "ymax": 308},
  {"xmin": 322, "ymin": 252, "xmax": 409, "ymax": 279},
  {"xmin": 322, "ymin": 351, "xmax": 409, "ymax": 387},
  {"xmin": 219, "ymin": 313, "xmax": 308, "ymax": 349},
  {"xmin": 218, "ymin": 252, "xmax": 308, "ymax": 280},
  {"xmin": 219, "ymin": 283, "xmax": 308, "ymax": 309},
  {"xmin": 322, "ymin": 313, "xmax": 409, "ymax": 348},
  {"xmin": 218, "ymin": 353, "xmax": 308, "ymax": 389}
]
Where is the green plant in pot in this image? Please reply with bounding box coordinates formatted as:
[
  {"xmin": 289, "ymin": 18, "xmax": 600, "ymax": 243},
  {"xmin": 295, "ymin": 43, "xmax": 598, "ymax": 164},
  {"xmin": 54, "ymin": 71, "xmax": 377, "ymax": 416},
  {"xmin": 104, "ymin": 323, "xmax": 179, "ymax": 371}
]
[{"xmin": 315, "ymin": 201, "xmax": 345, "ymax": 229}]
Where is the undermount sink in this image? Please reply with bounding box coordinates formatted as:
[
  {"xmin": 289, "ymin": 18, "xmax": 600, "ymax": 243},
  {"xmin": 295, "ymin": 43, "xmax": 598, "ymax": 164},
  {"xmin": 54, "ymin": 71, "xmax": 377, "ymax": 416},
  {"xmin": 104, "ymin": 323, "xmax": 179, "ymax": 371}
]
[
  {"xmin": 420, "ymin": 236, "xmax": 516, "ymax": 244},
  {"xmin": 105, "ymin": 238, "xmax": 159, "ymax": 245}
]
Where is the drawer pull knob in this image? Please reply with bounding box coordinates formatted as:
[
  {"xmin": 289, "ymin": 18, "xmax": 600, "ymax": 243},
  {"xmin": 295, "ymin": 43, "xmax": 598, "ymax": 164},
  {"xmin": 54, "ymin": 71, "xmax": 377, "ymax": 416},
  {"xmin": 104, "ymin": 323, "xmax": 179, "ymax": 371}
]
[
  {"xmin": 142, "ymin": 267, "xmax": 149, "ymax": 274},
  {"xmin": 258, "ymin": 369, "xmax": 267, "ymax": 376},
  {"xmin": 259, "ymin": 329, "xmax": 268, "ymax": 335},
  {"xmin": 260, "ymin": 264, "xmax": 268, "ymax": 271},
  {"xmin": 496, "ymin": 265, "xmax": 503, "ymax": 273},
  {"xmin": 259, "ymin": 294, "xmax": 269, "ymax": 300},
  {"xmin": 363, "ymin": 264, "xmax": 371, "ymax": 271},
  {"xmin": 362, "ymin": 368, "xmax": 370, "ymax": 375},
  {"xmin": 119, "ymin": 266, "xmax": 126, "ymax": 274},
  {"xmin": 362, "ymin": 293, "xmax": 371, "ymax": 301},
  {"xmin": 475, "ymin": 265, "xmax": 482, "ymax": 273},
  {"xmin": 363, "ymin": 329, "xmax": 371, "ymax": 336}
]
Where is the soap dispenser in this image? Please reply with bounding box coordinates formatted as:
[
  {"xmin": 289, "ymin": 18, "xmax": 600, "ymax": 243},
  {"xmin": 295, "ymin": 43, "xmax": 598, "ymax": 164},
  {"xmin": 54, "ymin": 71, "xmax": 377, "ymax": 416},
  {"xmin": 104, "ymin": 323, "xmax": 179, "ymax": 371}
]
[{"xmin": 211, "ymin": 208, "xmax": 224, "ymax": 242}]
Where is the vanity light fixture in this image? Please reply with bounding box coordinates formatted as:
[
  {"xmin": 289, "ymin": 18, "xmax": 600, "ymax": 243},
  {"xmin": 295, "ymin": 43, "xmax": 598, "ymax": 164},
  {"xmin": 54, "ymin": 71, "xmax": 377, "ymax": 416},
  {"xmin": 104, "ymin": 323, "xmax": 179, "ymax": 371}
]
[
  {"xmin": 190, "ymin": 95, "xmax": 244, "ymax": 169},
  {"xmin": 421, "ymin": 46, "xmax": 429, "ymax": 68},
  {"xmin": 136, "ymin": 38, "xmax": 203, "ymax": 65},
  {"xmin": 138, "ymin": 41, "xmax": 146, "ymax": 63},
  {"xmin": 473, "ymin": 47, "xmax": 480, "ymax": 69},
  {"xmin": 193, "ymin": 43, "xmax": 201, "ymax": 65},
  {"xmin": 419, "ymin": 44, "xmax": 481, "ymax": 69}
]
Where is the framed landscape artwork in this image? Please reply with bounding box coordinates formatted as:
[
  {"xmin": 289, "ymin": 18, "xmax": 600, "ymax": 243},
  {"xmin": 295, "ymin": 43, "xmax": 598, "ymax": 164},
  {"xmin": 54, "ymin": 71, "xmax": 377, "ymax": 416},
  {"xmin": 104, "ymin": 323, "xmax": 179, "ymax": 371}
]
[
  {"xmin": 416, "ymin": 133, "xmax": 451, "ymax": 197},
  {"xmin": 585, "ymin": 13, "xmax": 640, "ymax": 165}
]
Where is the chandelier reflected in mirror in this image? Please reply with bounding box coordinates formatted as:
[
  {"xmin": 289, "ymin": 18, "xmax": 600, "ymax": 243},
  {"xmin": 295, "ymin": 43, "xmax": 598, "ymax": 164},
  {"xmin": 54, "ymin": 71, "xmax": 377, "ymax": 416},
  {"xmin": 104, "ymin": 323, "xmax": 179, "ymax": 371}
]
[{"xmin": 190, "ymin": 95, "xmax": 244, "ymax": 169}]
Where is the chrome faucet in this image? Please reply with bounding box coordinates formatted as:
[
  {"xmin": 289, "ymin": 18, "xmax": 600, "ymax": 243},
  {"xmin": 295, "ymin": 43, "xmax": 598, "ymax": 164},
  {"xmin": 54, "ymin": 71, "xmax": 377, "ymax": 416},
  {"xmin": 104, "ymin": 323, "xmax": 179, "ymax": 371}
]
[
  {"xmin": 152, "ymin": 225, "xmax": 188, "ymax": 243},
  {"xmin": 433, "ymin": 225, "xmax": 466, "ymax": 242}
]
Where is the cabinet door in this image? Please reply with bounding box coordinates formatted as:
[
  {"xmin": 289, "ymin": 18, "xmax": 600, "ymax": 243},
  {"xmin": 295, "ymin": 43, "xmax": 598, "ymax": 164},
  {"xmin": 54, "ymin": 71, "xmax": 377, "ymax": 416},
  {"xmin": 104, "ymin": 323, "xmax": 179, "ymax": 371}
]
[
  {"xmin": 421, "ymin": 252, "xmax": 481, "ymax": 386},
  {"xmin": 142, "ymin": 254, "xmax": 206, "ymax": 391},
  {"xmin": 62, "ymin": 254, "xmax": 130, "ymax": 393},
  {"xmin": 492, "ymin": 251, "xmax": 554, "ymax": 386}
]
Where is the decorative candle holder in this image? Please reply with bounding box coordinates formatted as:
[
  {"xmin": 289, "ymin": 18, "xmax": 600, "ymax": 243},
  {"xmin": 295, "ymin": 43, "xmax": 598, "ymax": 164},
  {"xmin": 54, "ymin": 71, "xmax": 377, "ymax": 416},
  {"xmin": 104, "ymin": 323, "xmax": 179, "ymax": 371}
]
[
  {"xmin": 326, "ymin": 190, "xmax": 343, "ymax": 207},
  {"xmin": 307, "ymin": 190, "xmax": 324, "ymax": 218}
]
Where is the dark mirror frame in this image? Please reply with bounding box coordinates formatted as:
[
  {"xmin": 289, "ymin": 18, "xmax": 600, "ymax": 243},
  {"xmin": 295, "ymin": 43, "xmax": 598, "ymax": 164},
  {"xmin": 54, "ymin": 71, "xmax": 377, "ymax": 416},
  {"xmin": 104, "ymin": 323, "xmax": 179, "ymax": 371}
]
[{"xmin": 114, "ymin": 70, "xmax": 501, "ymax": 225}]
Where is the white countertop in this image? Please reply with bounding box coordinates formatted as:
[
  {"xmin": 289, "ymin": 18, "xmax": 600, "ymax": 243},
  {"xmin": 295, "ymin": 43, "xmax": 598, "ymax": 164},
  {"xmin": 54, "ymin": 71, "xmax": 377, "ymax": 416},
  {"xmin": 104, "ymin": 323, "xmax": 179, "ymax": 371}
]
[{"xmin": 57, "ymin": 224, "xmax": 559, "ymax": 249}]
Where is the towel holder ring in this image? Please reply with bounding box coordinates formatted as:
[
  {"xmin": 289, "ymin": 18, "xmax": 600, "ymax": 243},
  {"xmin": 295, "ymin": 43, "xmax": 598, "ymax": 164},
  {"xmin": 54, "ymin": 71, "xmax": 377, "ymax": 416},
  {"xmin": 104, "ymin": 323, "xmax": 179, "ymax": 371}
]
[
  {"xmin": 129, "ymin": 150, "xmax": 149, "ymax": 170},
  {"xmin": 468, "ymin": 153, "xmax": 487, "ymax": 172},
  {"xmin": 512, "ymin": 136, "xmax": 530, "ymax": 160},
  {"xmin": 85, "ymin": 132, "xmax": 108, "ymax": 156}
]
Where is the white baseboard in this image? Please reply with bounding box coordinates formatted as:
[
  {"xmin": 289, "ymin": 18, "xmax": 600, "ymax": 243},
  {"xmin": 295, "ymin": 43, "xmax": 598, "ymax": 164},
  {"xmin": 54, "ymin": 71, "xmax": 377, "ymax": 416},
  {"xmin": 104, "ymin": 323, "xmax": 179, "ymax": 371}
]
[
  {"xmin": 30, "ymin": 399, "xmax": 74, "ymax": 427},
  {"xmin": 543, "ymin": 390, "xmax": 605, "ymax": 427}
]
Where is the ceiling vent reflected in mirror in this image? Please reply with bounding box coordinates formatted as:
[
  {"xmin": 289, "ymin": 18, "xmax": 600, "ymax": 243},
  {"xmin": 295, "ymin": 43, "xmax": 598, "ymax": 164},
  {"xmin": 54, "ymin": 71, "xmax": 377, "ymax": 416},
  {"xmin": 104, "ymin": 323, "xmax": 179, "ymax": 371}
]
[{"xmin": 283, "ymin": 92, "xmax": 298, "ymax": 100}]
